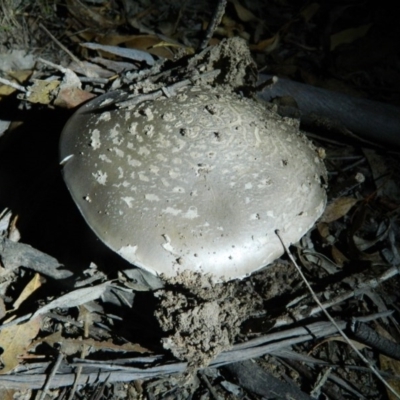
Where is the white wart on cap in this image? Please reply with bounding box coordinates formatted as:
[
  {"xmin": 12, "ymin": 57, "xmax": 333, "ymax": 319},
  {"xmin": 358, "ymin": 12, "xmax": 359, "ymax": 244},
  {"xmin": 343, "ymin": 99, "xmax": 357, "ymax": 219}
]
[{"xmin": 60, "ymin": 85, "xmax": 327, "ymax": 282}]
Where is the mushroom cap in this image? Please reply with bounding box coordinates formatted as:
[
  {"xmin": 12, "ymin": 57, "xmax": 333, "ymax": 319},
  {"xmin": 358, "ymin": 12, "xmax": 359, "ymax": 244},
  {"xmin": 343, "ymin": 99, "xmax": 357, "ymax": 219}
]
[{"xmin": 60, "ymin": 86, "xmax": 326, "ymax": 282}]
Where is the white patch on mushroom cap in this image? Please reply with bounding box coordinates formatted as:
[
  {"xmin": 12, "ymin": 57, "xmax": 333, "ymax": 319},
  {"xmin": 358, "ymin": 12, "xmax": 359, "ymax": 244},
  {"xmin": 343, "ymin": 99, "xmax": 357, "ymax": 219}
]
[
  {"xmin": 118, "ymin": 245, "xmax": 139, "ymax": 263},
  {"xmin": 90, "ymin": 129, "xmax": 101, "ymax": 149},
  {"xmin": 92, "ymin": 170, "xmax": 107, "ymax": 185},
  {"xmin": 162, "ymin": 207, "xmax": 181, "ymax": 216},
  {"xmin": 145, "ymin": 194, "xmax": 159, "ymax": 202},
  {"xmin": 121, "ymin": 196, "xmax": 134, "ymax": 208}
]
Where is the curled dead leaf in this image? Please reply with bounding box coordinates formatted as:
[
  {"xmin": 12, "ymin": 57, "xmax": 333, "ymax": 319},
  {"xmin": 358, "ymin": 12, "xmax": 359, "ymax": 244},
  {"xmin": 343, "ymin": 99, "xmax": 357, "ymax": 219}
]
[
  {"xmin": 12, "ymin": 273, "xmax": 42, "ymax": 311},
  {"xmin": 230, "ymin": 0, "xmax": 258, "ymax": 22},
  {"xmin": 0, "ymin": 317, "xmax": 41, "ymax": 374},
  {"xmin": 330, "ymin": 23, "xmax": 372, "ymax": 51},
  {"xmin": 250, "ymin": 33, "xmax": 280, "ymax": 53},
  {"xmin": 320, "ymin": 197, "xmax": 359, "ymax": 223}
]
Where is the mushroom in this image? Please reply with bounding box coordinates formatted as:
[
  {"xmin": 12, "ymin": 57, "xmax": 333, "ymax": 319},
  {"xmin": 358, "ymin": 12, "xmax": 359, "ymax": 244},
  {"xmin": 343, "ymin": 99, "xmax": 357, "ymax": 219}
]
[{"xmin": 60, "ymin": 83, "xmax": 327, "ymax": 283}]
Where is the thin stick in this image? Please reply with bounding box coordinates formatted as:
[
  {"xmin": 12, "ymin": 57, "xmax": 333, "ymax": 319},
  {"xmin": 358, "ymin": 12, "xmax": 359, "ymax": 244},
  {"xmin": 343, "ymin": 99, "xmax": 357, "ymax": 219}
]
[
  {"xmin": 37, "ymin": 57, "xmax": 69, "ymax": 74},
  {"xmin": 273, "ymin": 265, "xmax": 399, "ymax": 328},
  {"xmin": 0, "ymin": 77, "xmax": 27, "ymax": 92},
  {"xmin": 39, "ymin": 23, "xmax": 81, "ymax": 65},
  {"xmin": 275, "ymin": 229, "xmax": 400, "ymax": 399},
  {"xmin": 198, "ymin": 371, "xmax": 220, "ymax": 399},
  {"xmin": 198, "ymin": 0, "xmax": 227, "ymax": 51},
  {"xmin": 36, "ymin": 352, "xmax": 64, "ymax": 400}
]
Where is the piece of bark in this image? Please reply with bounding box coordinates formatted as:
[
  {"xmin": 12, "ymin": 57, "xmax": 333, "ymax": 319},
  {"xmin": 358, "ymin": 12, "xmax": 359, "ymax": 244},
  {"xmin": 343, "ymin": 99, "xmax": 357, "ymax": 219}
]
[
  {"xmin": 350, "ymin": 321, "xmax": 400, "ymax": 361},
  {"xmin": 257, "ymin": 74, "xmax": 400, "ymax": 149},
  {"xmin": 0, "ymin": 237, "xmax": 73, "ymax": 280}
]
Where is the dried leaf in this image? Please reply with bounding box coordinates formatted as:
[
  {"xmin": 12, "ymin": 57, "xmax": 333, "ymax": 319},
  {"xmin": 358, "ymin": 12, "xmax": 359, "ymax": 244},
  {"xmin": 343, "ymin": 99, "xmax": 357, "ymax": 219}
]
[
  {"xmin": 320, "ymin": 197, "xmax": 358, "ymax": 223},
  {"xmin": 300, "ymin": 3, "xmax": 320, "ymax": 23},
  {"xmin": 0, "ymin": 388, "xmax": 20, "ymax": 400},
  {"xmin": 331, "ymin": 245, "xmax": 348, "ymax": 266},
  {"xmin": 35, "ymin": 330, "xmax": 150, "ymax": 356},
  {"xmin": 0, "ymin": 70, "xmax": 31, "ymax": 98},
  {"xmin": 54, "ymin": 87, "xmax": 96, "ymax": 109},
  {"xmin": 212, "ymin": 15, "xmax": 250, "ymax": 41},
  {"xmin": 33, "ymin": 282, "xmax": 111, "ymax": 317},
  {"xmin": 7, "ymin": 213, "xmax": 20, "ymax": 242},
  {"xmin": 124, "ymin": 35, "xmax": 187, "ymax": 59},
  {"xmin": 250, "ymin": 33, "xmax": 280, "ymax": 53},
  {"xmin": 316, "ymin": 335, "xmax": 369, "ymax": 351},
  {"xmin": 230, "ymin": 0, "xmax": 258, "ymax": 22},
  {"xmin": 316, "ymin": 222, "xmax": 330, "ymax": 240},
  {"xmin": 13, "ymin": 273, "xmax": 42, "ymax": 311},
  {"xmin": 330, "ymin": 23, "xmax": 372, "ymax": 51},
  {"xmin": 0, "ymin": 317, "xmax": 41, "ymax": 374},
  {"xmin": 26, "ymin": 79, "xmax": 60, "ymax": 105},
  {"xmin": 66, "ymin": 0, "xmax": 122, "ymax": 29},
  {"xmin": 68, "ymin": 59, "xmax": 116, "ymax": 78},
  {"xmin": 81, "ymin": 42, "xmax": 155, "ymax": 65}
]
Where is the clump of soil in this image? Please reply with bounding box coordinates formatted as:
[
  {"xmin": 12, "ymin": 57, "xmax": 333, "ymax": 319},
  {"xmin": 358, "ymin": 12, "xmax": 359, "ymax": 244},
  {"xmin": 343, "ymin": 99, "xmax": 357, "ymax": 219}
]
[{"xmin": 154, "ymin": 271, "xmax": 263, "ymax": 372}]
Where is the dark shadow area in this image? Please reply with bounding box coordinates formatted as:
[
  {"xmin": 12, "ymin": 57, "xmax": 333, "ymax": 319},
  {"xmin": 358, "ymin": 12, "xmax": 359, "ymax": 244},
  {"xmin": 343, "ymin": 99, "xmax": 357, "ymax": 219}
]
[
  {"xmin": 100, "ymin": 291, "xmax": 165, "ymax": 353},
  {"xmin": 0, "ymin": 97, "xmax": 133, "ymax": 275}
]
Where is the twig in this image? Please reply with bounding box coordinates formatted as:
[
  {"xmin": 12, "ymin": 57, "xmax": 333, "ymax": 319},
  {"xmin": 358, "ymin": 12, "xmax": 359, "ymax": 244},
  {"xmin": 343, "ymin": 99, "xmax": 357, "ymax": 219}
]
[
  {"xmin": 279, "ymin": 358, "xmax": 352, "ymax": 400},
  {"xmin": 36, "ymin": 352, "xmax": 64, "ymax": 400},
  {"xmin": 39, "ymin": 23, "xmax": 81, "ymax": 65},
  {"xmin": 0, "ymin": 77, "xmax": 27, "ymax": 92},
  {"xmin": 273, "ymin": 265, "xmax": 400, "ymax": 328},
  {"xmin": 310, "ymin": 367, "xmax": 332, "ymax": 398},
  {"xmin": 0, "ymin": 313, "xmax": 32, "ymax": 331},
  {"xmin": 198, "ymin": 371, "xmax": 220, "ymax": 399},
  {"xmin": 67, "ymin": 342, "xmax": 88, "ymax": 400},
  {"xmin": 198, "ymin": 0, "xmax": 227, "ymax": 51},
  {"xmin": 92, "ymin": 373, "xmax": 111, "ymax": 400},
  {"xmin": 117, "ymin": 69, "xmax": 220, "ymax": 109},
  {"xmin": 275, "ymin": 229, "xmax": 400, "ymax": 399},
  {"xmin": 37, "ymin": 57, "xmax": 69, "ymax": 74}
]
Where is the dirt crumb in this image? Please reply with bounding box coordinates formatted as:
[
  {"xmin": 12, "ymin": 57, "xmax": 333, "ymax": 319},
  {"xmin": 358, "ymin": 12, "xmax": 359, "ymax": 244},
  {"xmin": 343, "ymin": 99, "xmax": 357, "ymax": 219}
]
[{"xmin": 154, "ymin": 271, "xmax": 263, "ymax": 372}]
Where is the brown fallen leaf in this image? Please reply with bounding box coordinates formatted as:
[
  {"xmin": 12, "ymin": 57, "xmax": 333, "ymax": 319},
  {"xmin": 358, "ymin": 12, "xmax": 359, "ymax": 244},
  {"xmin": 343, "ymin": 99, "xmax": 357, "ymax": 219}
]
[
  {"xmin": 12, "ymin": 273, "xmax": 42, "ymax": 311},
  {"xmin": 230, "ymin": 0, "xmax": 258, "ymax": 22},
  {"xmin": 330, "ymin": 23, "xmax": 372, "ymax": 51},
  {"xmin": 0, "ymin": 388, "xmax": 24, "ymax": 400},
  {"xmin": 331, "ymin": 245, "xmax": 349, "ymax": 267},
  {"xmin": 53, "ymin": 67, "xmax": 97, "ymax": 108},
  {"xmin": 300, "ymin": 3, "xmax": 320, "ymax": 23},
  {"xmin": 215, "ymin": 16, "xmax": 248, "ymax": 41},
  {"xmin": 250, "ymin": 33, "xmax": 280, "ymax": 53},
  {"xmin": 313, "ymin": 335, "xmax": 369, "ymax": 351},
  {"xmin": 54, "ymin": 87, "xmax": 96, "ymax": 109},
  {"xmin": 320, "ymin": 197, "xmax": 359, "ymax": 223},
  {"xmin": 66, "ymin": 0, "xmax": 123, "ymax": 29},
  {"xmin": 0, "ymin": 317, "xmax": 42, "ymax": 374},
  {"xmin": 34, "ymin": 330, "xmax": 150, "ymax": 356}
]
